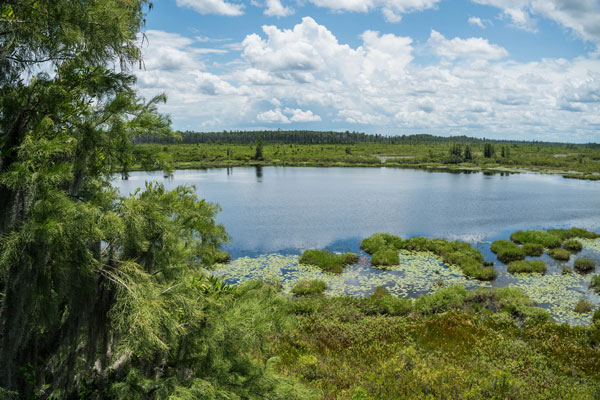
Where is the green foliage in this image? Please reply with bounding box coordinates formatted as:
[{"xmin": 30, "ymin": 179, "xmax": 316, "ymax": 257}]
[
  {"xmin": 414, "ymin": 285, "xmax": 468, "ymax": 315},
  {"xmin": 483, "ymin": 143, "xmax": 495, "ymax": 158},
  {"xmin": 253, "ymin": 138, "xmax": 264, "ymax": 160},
  {"xmin": 563, "ymin": 239, "xmax": 583, "ymax": 253},
  {"xmin": 507, "ymin": 260, "xmax": 547, "ymax": 274},
  {"xmin": 298, "ymin": 249, "xmax": 358, "ymax": 273},
  {"xmin": 523, "ymin": 243, "xmax": 545, "ymax": 256},
  {"xmin": 292, "ymin": 280, "xmax": 327, "ymax": 297},
  {"xmin": 590, "ymin": 275, "xmax": 600, "ymax": 293},
  {"xmin": 491, "ymin": 240, "xmax": 526, "ymax": 263},
  {"xmin": 510, "ymin": 230, "xmax": 562, "ymax": 248},
  {"xmin": 548, "ymin": 248, "xmax": 571, "ymax": 261},
  {"xmin": 574, "ymin": 258, "xmax": 596, "ymax": 273},
  {"xmin": 574, "ymin": 299, "xmax": 593, "ymax": 314},
  {"xmin": 547, "ymin": 227, "xmax": 600, "ymax": 240},
  {"xmin": 360, "ymin": 233, "xmax": 402, "ymax": 255},
  {"xmin": 371, "ymin": 248, "xmax": 400, "ymax": 267}
]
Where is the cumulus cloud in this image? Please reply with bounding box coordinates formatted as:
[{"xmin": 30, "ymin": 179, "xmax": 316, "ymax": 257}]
[
  {"xmin": 428, "ymin": 30, "xmax": 509, "ymax": 60},
  {"xmin": 264, "ymin": 0, "xmax": 294, "ymax": 16},
  {"xmin": 135, "ymin": 18, "xmax": 600, "ymax": 141},
  {"xmin": 308, "ymin": 0, "xmax": 441, "ymax": 22},
  {"xmin": 176, "ymin": 0, "xmax": 244, "ymax": 16},
  {"xmin": 473, "ymin": 0, "xmax": 600, "ymax": 44},
  {"xmin": 468, "ymin": 16, "xmax": 488, "ymax": 28}
]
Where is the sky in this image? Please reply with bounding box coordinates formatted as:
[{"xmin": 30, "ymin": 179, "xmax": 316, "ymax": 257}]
[{"xmin": 135, "ymin": 0, "xmax": 600, "ymax": 142}]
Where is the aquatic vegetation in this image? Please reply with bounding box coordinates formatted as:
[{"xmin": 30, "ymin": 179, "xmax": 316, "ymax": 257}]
[
  {"xmin": 299, "ymin": 249, "xmax": 358, "ymax": 273},
  {"xmin": 563, "ymin": 239, "xmax": 583, "ymax": 253},
  {"xmin": 490, "ymin": 240, "xmax": 517, "ymax": 254},
  {"xmin": 292, "ymin": 280, "xmax": 327, "ymax": 297},
  {"xmin": 507, "ymin": 260, "xmax": 546, "ymax": 274},
  {"xmin": 510, "ymin": 230, "xmax": 562, "ymax": 248},
  {"xmin": 371, "ymin": 248, "xmax": 400, "ymax": 266},
  {"xmin": 548, "ymin": 248, "xmax": 571, "ymax": 261},
  {"xmin": 414, "ymin": 285, "xmax": 467, "ymax": 315},
  {"xmin": 523, "ymin": 243, "xmax": 544, "ymax": 257},
  {"xmin": 562, "ymin": 266, "xmax": 574, "ymax": 275},
  {"xmin": 360, "ymin": 233, "xmax": 402, "ymax": 254},
  {"xmin": 590, "ymin": 275, "xmax": 600, "ymax": 293},
  {"xmin": 548, "ymin": 227, "xmax": 600, "ymax": 241},
  {"xmin": 580, "ymin": 238, "xmax": 600, "ymax": 252},
  {"xmin": 490, "ymin": 240, "xmax": 526, "ymax": 263},
  {"xmin": 574, "ymin": 258, "xmax": 596, "ymax": 273},
  {"xmin": 575, "ymin": 299, "xmax": 593, "ymax": 314}
]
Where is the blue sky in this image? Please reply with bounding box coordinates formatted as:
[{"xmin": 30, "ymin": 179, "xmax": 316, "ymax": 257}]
[{"xmin": 135, "ymin": 0, "xmax": 600, "ymax": 142}]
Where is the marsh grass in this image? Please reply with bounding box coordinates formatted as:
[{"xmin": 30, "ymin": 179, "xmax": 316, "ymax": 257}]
[
  {"xmin": 507, "ymin": 260, "xmax": 546, "ymax": 274},
  {"xmin": 491, "ymin": 240, "xmax": 526, "ymax": 263},
  {"xmin": 547, "ymin": 227, "xmax": 600, "ymax": 241},
  {"xmin": 589, "ymin": 275, "xmax": 600, "ymax": 293},
  {"xmin": 292, "ymin": 280, "xmax": 327, "ymax": 297},
  {"xmin": 299, "ymin": 249, "xmax": 358, "ymax": 273},
  {"xmin": 360, "ymin": 233, "xmax": 402, "ymax": 254},
  {"xmin": 523, "ymin": 243, "xmax": 544, "ymax": 257},
  {"xmin": 574, "ymin": 258, "xmax": 596, "ymax": 273},
  {"xmin": 371, "ymin": 248, "xmax": 400, "ymax": 267},
  {"xmin": 574, "ymin": 299, "xmax": 593, "ymax": 314},
  {"xmin": 548, "ymin": 248, "xmax": 571, "ymax": 261},
  {"xmin": 510, "ymin": 230, "xmax": 562, "ymax": 248},
  {"xmin": 563, "ymin": 239, "xmax": 583, "ymax": 253}
]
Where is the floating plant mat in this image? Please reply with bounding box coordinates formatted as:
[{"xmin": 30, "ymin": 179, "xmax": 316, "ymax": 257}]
[
  {"xmin": 209, "ymin": 244, "xmax": 600, "ymax": 325},
  {"xmin": 580, "ymin": 238, "xmax": 600, "ymax": 252}
]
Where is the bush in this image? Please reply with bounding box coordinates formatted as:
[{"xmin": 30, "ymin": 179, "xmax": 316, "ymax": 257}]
[
  {"xmin": 548, "ymin": 248, "xmax": 570, "ymax": 261},
  {"xmin": 510, "ymin": 230, "xmax": 561, "ymax": 248},
  {"xmin": 360, "ymin": 233, "xmax": 402, "ymax": 255},
  {"xmin": 574, "ymin": 258, "xmax": 596, "ymax": 273},
  {"xmin": 414, "ymin": 285, "xmax": 468, "ymax": 315},
  {"xmin": 574, "ymin": 299, "xmax": 593, "ymax": 314},
  {"xmin": 292, "ymin": 280, "xmax": 327, "ymax": 297},
  {"xmin": 371, "ymin": 248, "xmax": 399, "ymax": 266},
  {"xmin": 563, "ymin": 239, "xmax": 583, "ymax": 253},
  {"xmin": 507, "ymin": 260, "xmax": 547, "ymax": 274},
  {"xmin": 299, "ymin": 249, "xmax": 358, "ymax": 273},
  {"xmin": 523, "ymin": 243, "xmax": 544, "ymax": 257},
  {"xmin": 590, "ymin": 275, "xmax": 600, "ymax": 293}
]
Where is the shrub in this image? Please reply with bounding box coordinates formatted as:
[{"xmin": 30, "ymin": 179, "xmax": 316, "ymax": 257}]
[
  {"xmin": 548, "ymin": 248, "xmax": 570, "ymax": 261},
  {"xmin": 590, "ymin": 275, "xmax": 600, "ymax": 293},
  {"xmin": 510, "ymin": 230, "xmax": 561, "ymax": 248},
  {"xmin": 574, "ymin": 258, "xmax": 596, "ymax": 273},
  {"xmin": 547, "ymin": 227, "xmax": 600, "ymax": 240},
  {"xmin": 291, "ymin": 280, "xmax": 327, "ymax": 297},
  {"xmin": 414, "ymin": 285, "xmax": 468, "ymax": 315},
  {"xmin": 299, "ymin": 249, "xmax": 358, "ymax": 273},
  {"xmin": 360, "ymin": 233, "xmax": 402, "ymax": 255},
  {"xmin": 523, "ymin": 243, "xmax": 544, "ymax": 257},
  {"xmin": 371, "ymin": 248, "xmax": 400, "ymax": 266},
  {"xmin": 563, "ymin": 239, "xmax": 583, "ymax": 253},
  {"xmin": 507, "ymin": 260, "xmax": 547, "ymax": 274},
  {"xmin": 574, "ymin": 299, "xmax": 593, "ymax": 314}
]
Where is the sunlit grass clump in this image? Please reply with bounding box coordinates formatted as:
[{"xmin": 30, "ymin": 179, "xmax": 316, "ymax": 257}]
[
  {"xmin": 490, "ymin": 240, "xmax": 526, "ymax": 263},
  {"xmin": 523, "ymin": 243, "xmax": 544, "ymax": 257},
  {"xmin": 510, "ymin": 230, "xmax": 561, "ymax": 248},
  {"xmin": 360, "ymin": 232, "xmax": 403, "ymax": 255},
  {"xmin": 299, "ymin": 249, "xmax": 358, "ymax": 273},
  {"xmin": 548, "ymin": 248, "xmax": 571, "ymax": 261},
  {"xmin": 547, "ymin": 227, "xmax": 600, "ymax": 241},
  {"xmin": 563, "ymin": 239, "xmax": 583, "ymax": 253},
  {"xmin": 292, "ymin": 280, "xmax": 327, "ymax": 297},
  {"xmin": 371, "ymin": 247, "xmax": 400, "ymax": 267},
  {"xmin": 507, "ymin": 260, "xmax": 546, "ymax": 274},
  {"xmin": 574, "ymin": 258, "xmax": 596, "ymax": 273}
]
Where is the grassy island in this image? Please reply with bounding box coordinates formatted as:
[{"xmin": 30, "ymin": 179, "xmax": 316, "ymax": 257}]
[
  {"xmin": 507, "ymin": 260, "xmax": 547, "ymax": 274},
  {"xmin": 299, "ymin": 249, "xmax": 359, "ymax": 273}
]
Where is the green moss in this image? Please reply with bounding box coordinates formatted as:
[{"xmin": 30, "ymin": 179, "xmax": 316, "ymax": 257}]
[
  {"xmin": 574, "ymin": 258, "xmax": 596, "ymax": 273},
  {"xmin": 548, "ymin": 248, "xmax": 571, "ymax": 261},
  {"xmin": 360, "ymin": 233, "xmax": 402, "ymax": 255},
  {"xmin": 574, "ymin": 299, "xmax": 593, "ymax": 314},
  {"xmin": 299, "ymin": 249, "xmax": 358, "ymax": 273},
  {"xmin": 523, "ymin": 243, "xmax": 544, "ymax": 257},
  {"xmin": 563, "ymin": 239, "xmax": 583, "ymax": 253},
  {"xmin": 507, "ymin": 260, "xmax": 547, "ymax": 274},
  {"xmin": 510, "ymin": 230, "xmax": 561, "ymax": 248},
  {"xmin": 292, "ymin": 280, "xmax": 327, "ymax": 297},
  {"xmin": 589, "ymin": 275, "xmax": 600, "ymax": 293},
  {"xmin": 547, "ymin": 227, "xmax": 600, "ymax": 240},
  {"xmin": 371, "ymin": 248, "xmax": 400, "ymax": 267}
]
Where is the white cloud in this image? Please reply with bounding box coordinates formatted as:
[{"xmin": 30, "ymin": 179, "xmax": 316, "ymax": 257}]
[
  {"xmin": 427, "ymin": 30, "xmax": 509, "ymax": 60},
  {"xmin": 308, "ymin": 0, "xmax": 441, "ymax": 22},
  {"xmin": 473, "ymin": 0, "xmax": 600, "ymax": 44},
  {"xmin": 257, "ymin": 109, "xmax": 291, "ymax": 123},
  {"xmin": 468, "ymin": 16, "xmax": 487, "ymax": 28},
  {"xmin": 135, "ymin": 19, "xmax": 600, "ymax": 142},
  {"xmin": 285, "ymin": 108, "xmax": 322, "ymax": 122},
  {"xmin": 264, "ymin": 0, "xmax": 294, "ymax": 16},
  {"xmin": 176, "ymin": 0, "xmax": 244, "ymax": 16}
]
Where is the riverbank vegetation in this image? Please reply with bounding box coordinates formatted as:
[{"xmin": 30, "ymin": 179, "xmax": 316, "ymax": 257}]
[
  {"xmin": 130, "ymin": 132, "xmax": 600, "ymax": 179},
  {"xmin": 299, "ymin": 250, "xmax": 358, "ymax": 273}
]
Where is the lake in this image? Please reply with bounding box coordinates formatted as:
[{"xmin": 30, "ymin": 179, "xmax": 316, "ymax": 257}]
[{"xmin": 114, "ymin": 167, "xmax": 600, "ymax": 323}]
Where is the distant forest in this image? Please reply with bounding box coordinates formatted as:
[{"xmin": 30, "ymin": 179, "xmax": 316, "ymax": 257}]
[{"xmin": 135, "ymin": 130, "xmax": 598, "ymax": 147}]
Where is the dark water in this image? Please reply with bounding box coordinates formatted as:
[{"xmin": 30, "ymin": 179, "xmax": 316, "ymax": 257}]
[{"xmin": 114, "ymin": 167, "xmax": 600, "ymax": 257}]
